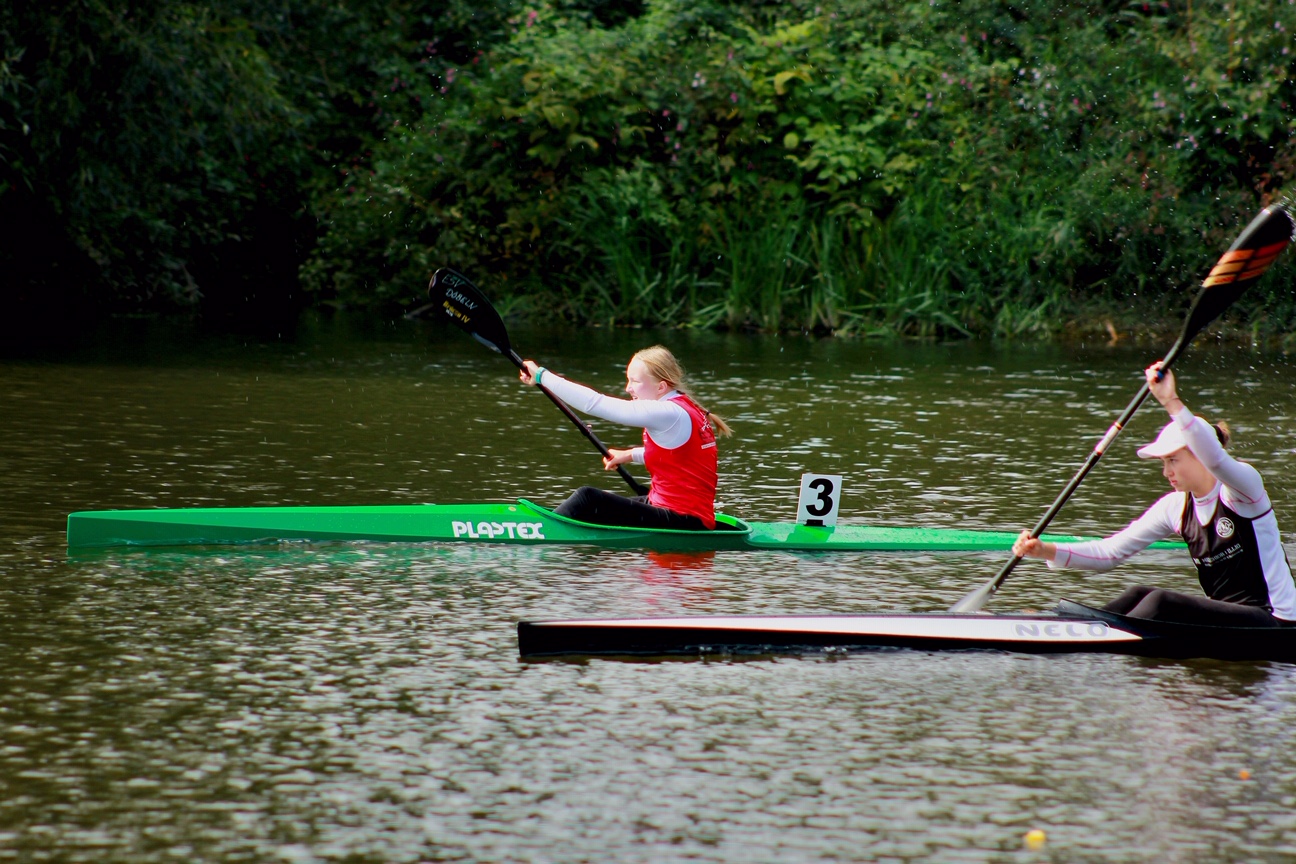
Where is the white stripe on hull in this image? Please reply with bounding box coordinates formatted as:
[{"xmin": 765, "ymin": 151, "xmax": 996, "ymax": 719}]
[{"xmin": 532, "ymin": 615, "xmax": 1144, "ymax": 644}]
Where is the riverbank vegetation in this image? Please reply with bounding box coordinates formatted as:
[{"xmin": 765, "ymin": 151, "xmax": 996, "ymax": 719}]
[{"xmin": 4, "ymin": 0, "xmax": 1295, "ymax": 339}]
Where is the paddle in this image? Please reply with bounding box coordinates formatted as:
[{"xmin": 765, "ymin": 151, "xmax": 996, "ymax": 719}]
[
  {"xmin": 950, "ymin": 201, "xmax": 1295, "ymax": 614},
  {"xmin": 430, "ymin": 267, "xmax": 651, "ymax": 496}
]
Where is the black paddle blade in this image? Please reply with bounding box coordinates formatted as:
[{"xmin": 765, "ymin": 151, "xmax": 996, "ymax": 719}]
[
  {"xmin": 1179, "ymin": 204, "xmax": 1294, "ymax": 345},
  {"xmin": 430, "ymin": 267, "xmax": 513, "ymax": 357}
]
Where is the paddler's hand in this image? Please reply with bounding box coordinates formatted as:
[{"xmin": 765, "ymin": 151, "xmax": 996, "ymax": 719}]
[
  {"xmin": 603, "ymin": 449, "xmax": 633, "ymax": 470},
  {"xmin": 519, "ymin": 360, "xmax": 541, "ymax": 386},
  {"xmin": 1145, "ymin": 361, "xmax": 1185, "ymax": 414},
  {"xmin": 1012, "ymin": 530, "xmax": 1056, "ymax": 561}
]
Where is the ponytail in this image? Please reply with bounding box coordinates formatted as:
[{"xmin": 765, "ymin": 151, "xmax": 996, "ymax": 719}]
[
  {"xmin": 1214, "ymin": 421, "xmax": 1231, "ymax": 449},
  {"xmin": 705, "ymin": 410, "xmax": 733, "ymax": 438},
  {"xmin": 632, "ymin": 344, "xmax": 733, "ymax": 438}
]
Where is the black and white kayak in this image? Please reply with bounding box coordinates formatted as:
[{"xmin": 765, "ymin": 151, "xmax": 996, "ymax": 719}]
[{"xmin": 517, "ymin": 600, "xmax": 1296, "ymax": 662}]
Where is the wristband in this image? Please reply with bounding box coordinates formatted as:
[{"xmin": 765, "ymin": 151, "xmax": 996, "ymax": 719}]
[{"xmin": 534, "ymin": 367, "xmax": 546, "ymax": 386}]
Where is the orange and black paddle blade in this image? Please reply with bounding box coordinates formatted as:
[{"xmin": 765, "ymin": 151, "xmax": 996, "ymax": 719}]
[
  {"xmin": 951, "ymin": 199, "xmax": 1294, "ymax": 614},
  {"xmin": 1178, "ymin": 205, "xmax": 1294, "ymax": 348}
]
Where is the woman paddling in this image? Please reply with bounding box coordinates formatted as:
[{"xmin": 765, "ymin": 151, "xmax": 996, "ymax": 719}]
[
  {"xmin": 1012, "ymin": 360, "xmax": 1296, "ymax": 626},
  {"xmin": 519, "ymin": 346, "xmax": 732, "ymax": 530}
]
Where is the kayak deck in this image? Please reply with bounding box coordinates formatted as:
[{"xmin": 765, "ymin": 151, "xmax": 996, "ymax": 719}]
[
  {"xmin": 746, "ymin": 521, "xmax": 1057, "ymax": 551},
  {"xmin": 66, "ymin": 499, "xmax": 751, "ymax": 550},
  {"xmin": 66, "ymin": 499, "xmax": 1184, "ymax": 553},
  {"xmin": 517, "ymin": 600, "xmax": 1296, "ymax": 662}
]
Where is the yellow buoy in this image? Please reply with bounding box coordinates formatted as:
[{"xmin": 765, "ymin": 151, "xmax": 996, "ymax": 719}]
[{"xmin": 1024, "ymin": 829, "xmax": 1047, "ymax": 850}]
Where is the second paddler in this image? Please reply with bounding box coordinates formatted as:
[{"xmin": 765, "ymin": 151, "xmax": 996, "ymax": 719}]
[{"xmin": 520, "ymin": 345, "xmax": 732, "ymax": 530}]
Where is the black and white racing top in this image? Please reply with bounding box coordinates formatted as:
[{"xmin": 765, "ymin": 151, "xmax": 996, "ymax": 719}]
[{"xmin": 1048, "ymin": 407, "xmax": 1296, "ymax": 620}]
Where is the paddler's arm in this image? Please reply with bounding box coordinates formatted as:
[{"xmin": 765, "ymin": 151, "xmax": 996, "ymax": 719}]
[
  {"xmin": 1146, "ymin": 361, "xmax": 1185, "ymax": 416},
  {"xmin": 519, "ymin": 360, "xmax": 682, "ymax": 430},
  {"xmin": 1150, "ymin": 362, "xmax": 1267, "ymax": 505},
  {"xmin": 1017, "ymin": 497, "xmax": 1181, "ymax": 571}
]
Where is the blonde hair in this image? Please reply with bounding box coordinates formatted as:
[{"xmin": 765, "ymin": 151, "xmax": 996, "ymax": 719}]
[{"xmin": 632, "ymin": 345, "xmax": 732, "ymax": 437}]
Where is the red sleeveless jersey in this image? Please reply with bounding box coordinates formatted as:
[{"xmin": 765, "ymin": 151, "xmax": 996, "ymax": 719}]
[{"xmin": 643, "ymin": 394, "xmax": 718, "ymax": 528}]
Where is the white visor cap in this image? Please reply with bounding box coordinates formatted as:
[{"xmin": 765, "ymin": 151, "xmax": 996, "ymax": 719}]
[{"xmin": 1136, "ymin": 421, "xmax": 1190, "ymax": 459}]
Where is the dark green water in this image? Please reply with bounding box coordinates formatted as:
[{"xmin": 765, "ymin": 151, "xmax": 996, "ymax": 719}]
[{"xmin": 4, "ymin": 314, "xmax": 1296, "ymax": 862}]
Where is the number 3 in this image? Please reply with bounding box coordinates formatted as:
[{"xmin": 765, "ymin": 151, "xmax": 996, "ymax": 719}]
[{"xmin": 806, "ymin": 477, "xmax": 835, "ymax": 517}]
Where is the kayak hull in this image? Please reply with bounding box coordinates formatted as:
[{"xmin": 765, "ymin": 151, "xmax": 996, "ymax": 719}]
[
  {"xmin": 65, "ymin": 500, "xmax": 752, "ymax": 551},
  {"xmin": 517, "ymin": 600, "xmax": 1296, "ymax": 662},
  {"xmin": 66, "ymin": 500, "xmax": 1161, "ymax": 553}
]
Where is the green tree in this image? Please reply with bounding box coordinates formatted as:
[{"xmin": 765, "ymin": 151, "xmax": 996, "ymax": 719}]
[{"xmin": 0, "ymin": 0, "xmax": 523, "ymax": 335}]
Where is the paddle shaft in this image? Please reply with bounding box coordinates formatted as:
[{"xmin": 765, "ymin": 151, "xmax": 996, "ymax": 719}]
[
  {"xmin": 977, "ymin": 346, "xmax": 1180, "ymax": 603},
  {"xmin": 504, "ymin": 349, "xmax": 650, "ymax": 496},
  {"xmin": 432, "ymin": 266, "xmax": 650, "ymax": 497},
  {"xmin": 951, "ymin": 201, "xmax": 1294, "ymax": 613}
]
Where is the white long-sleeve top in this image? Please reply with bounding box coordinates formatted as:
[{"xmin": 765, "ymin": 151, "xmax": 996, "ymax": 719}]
[
  {"xmin": 1048, "ymin": 406, "xmax": 1296, "ymax": 619},
  {"xmin": 537, "ymin": 370, "xmax": 691, "ymax": 464}
]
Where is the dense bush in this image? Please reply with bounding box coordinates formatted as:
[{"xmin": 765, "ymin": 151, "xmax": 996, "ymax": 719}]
[
  {"xmin": 0, "ymin": 0, "xmax": 516, "ymax": 328},
  {"xmin": 305, "ymin": 0, "xmax": 1296, "ymax": 336},
  {"xmin": 3, "ymin": 1, "xmax": 295, "ymax": 323},
  {"xmin": 3, "ymin": 0, "xmax": 1295, "ymax": 337}
]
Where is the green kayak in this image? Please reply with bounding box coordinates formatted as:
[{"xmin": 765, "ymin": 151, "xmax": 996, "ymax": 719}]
[{"xmin": 66, "ymin": 499, "xmax": 1182, "ymax": 552}]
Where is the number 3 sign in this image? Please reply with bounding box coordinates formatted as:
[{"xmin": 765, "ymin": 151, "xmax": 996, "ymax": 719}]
[{"xmin": 796, "ymin": 473, "xmax": 843, "ymax": 527}]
